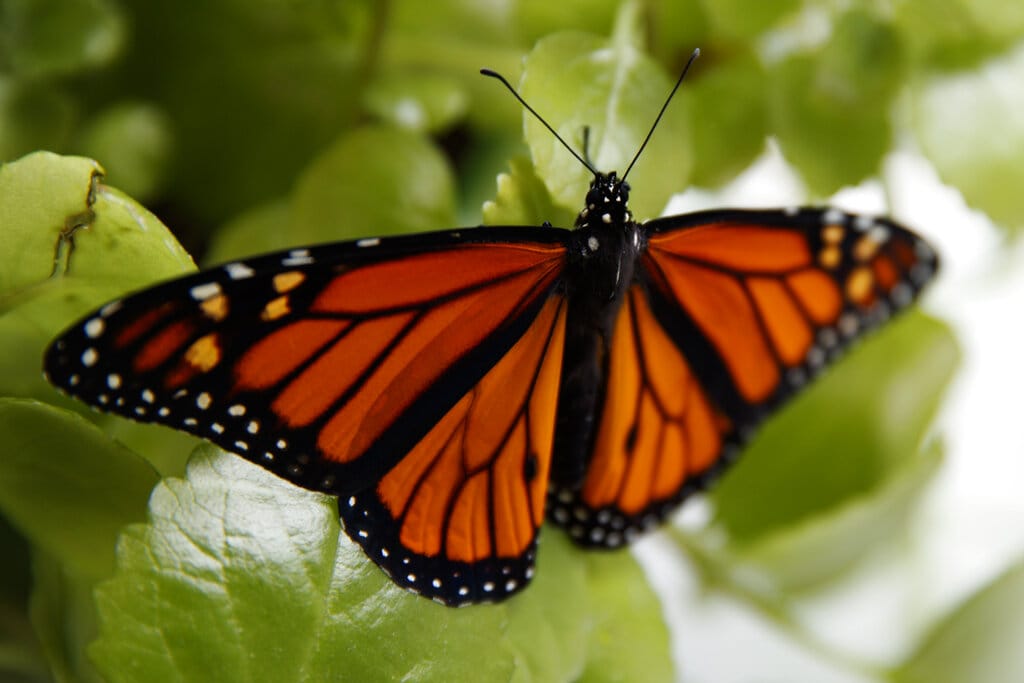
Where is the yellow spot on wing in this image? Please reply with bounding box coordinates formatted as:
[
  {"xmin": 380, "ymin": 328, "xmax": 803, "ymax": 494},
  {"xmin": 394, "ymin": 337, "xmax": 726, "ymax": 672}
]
[
  {"xmin": 261, "ymin": 295, "xmax": 291, "ymax": 321},
  {"xmin": 200, "ymin": 294, "xmax": 229, "ymax": 321},
  {"xmin": 853, "ymin": 235, "xmax": 880, "ymax": 262},
  {"xmin": 185, "ymin": 334, "xmax": 221, "ymax": 372},
  {"xmin": 273, "ymin": 271, "xmax": 306, "ymax": 293},
  {"xmin": 846, "ymin": 267, "xmax": 874, "ymax": 304},
  {"xmin": 819, "ymin": 245, "xmax": 841, "ymax": 269},
  {"xmin": 822, "ymin": 224, "xmax": 845, "ymax": 244}
]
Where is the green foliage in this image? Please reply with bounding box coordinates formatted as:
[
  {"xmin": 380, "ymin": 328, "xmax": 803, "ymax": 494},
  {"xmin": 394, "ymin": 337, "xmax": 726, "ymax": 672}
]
[{"xmin": 0, "ymin": 0, "xmax": 1019, "ymax": 681}]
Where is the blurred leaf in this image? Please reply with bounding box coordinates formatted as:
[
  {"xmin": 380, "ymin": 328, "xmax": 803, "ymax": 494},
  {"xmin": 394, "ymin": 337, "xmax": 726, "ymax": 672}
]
[
  {"xmin": 0, "ymin": 79, "xmax": 75, "ymax": 163},
  {"xmin": 912, "ymin": 43, "xmax": 1024, "ymax": 231},
  {"xmin": 290, "ymin": 125, "xmax": 456, "ymax": 243},
  {"xmin": 734, "ymin": 440, "xmax": 943, "ymax": 590},
  {"xmin": 75, "ymin": 101, "xmax": 174, "ymax": 202},
  {"xmin": 114, "ymin": 0, "xmax": 368, "ymax": 224},
  {"xmin": 513, "ymin": 0, "xmax": 619, "ymax": 43},
  {"xmin": 894, "ymin": 0, "xmax": 1024, "ymax": 69},
  {"xmin": 577, "ymin": 549, "xmax": 673, "ymax": 683},
  {"xmin": 0, "ymin": 0, "xmax": 124, "ymax": 78},
  {"xmin": 483, "ymin": 156, "xmax": 576, "ymax": 228},
  {"xmin": 711, "ymin": 312, "xmax": 958, "ymax": 545},
  {"xmin": 645, "ymin": 0, "xmax": 708, "ymax": 65},
  {"xmin": 203, "ymin": 200, "xmax": 291, "ymax": 265},
  {"xmin": 364, "ymin": 71, "xmax": 468, "ymax": 134},
  {"xmin": 698, "ymin": 0, "xmax": 800, "ymax": 41},
  {"xmin": 90, "ymin": 446, "xmax": 629, "ymax": 683},
  {"xmin": 893, "ymin": 559, "xmax": 1024, "ymax": 683},
  {"xmin": 768, "ymin": 53, "xmax": 891, "ymax": 197},
  {"xmin": 520, "ymin": 13, "xmax": 692, "ymax": 219},
  {"xmin": 0, "ymin": 399, "xmax": 159, "ymax": 580},
  {"xmin": 28, "ymin": 551, "xmax": 104, "ymax": 683},
  {"xmin": 687, "ymin": 51, "xmax": 768, "ymax": 187}
]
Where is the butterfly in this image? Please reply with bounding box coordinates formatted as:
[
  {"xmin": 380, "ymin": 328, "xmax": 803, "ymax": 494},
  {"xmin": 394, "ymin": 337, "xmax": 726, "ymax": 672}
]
[{"xmin": 43, "ymin": 51, "xmax": 937, "ymax": 605}]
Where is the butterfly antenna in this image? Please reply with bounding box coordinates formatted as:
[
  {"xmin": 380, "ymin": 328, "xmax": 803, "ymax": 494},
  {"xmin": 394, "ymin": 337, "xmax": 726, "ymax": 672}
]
[
  {"xmin": 480, "ymin": 68, "xmax": 599, "ymax": 176},
  {"xmin": 622, "ymin": 48, "xmax": 700, "ymax": 182}
]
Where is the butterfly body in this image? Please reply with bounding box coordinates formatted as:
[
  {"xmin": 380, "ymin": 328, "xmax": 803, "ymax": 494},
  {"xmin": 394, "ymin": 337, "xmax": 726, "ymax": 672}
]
[{"xmin": 554, "ymin": 172, "xmax": 642, "ymax": 488}]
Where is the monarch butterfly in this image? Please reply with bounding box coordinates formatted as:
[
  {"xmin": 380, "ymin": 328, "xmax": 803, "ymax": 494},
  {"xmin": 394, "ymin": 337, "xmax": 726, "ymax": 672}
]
[{"xmin": 43, "ymin": 50, "xmax": 937, "ymax": 606}]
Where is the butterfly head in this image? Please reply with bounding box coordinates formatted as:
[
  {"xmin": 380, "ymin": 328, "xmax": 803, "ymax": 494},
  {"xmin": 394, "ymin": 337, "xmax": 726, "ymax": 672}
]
[{"xmin": 576, "ymin": 172, "xmax": 633, "ymax": 230}]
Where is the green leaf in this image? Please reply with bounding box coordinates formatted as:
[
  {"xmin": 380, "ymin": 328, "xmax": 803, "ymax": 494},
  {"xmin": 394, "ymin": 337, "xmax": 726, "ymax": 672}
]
[
  {"xmin": 768, "ymin": 53, "xmax": 892, "ymax": 197},
  {"xmin": 289, "ymin": 125, "xmax": 457, "ymax": 243},
  {"xmin": 577, "ymin": 551, "xmax": 673, "ymax": 683},
  {"xmin": 75, "ymin": 101, "xmax": 174, "ymax": 203},
  {"xmin": 686, "ymin": 51, "xmax": 768, "ymax": 187},
  {"xmin": 711, "ymin": 312, "xmax": 959, "ymax": 546},
  {"xmin": 28, "ymin": 550, "xmax": 104, "ymax": 683},
  {"xmin": 912, "ymin": 44, "xmax": 1024, "ymax": 231},
  {"xmin": 0, "ymin": 152, "xmax": 193, "ymax": 406},
  {"xmin": 202, "ymin": 200, "xmax": 291, "ymax": 265},
  {"xmin": 894, "ymin": 0, "xmax": 1024, "ymax": 69},
  {"xmin": 364, "ymin": 71, "xmax": 469, "ymax": 134},
  {"xmin": 0, "ymin": 399, "xmax": 159, "ymax": 581},
  {"xmin": 0, "ymin": 0, "xmax": 124, "ymax": 78},
  {"xmin": 893, "ymin": 560, "xmax": 1024, "ymax": 683},
  {"xmin": 483, "ymin": 156, "xmax": 576, "ymax": 228},
  {"xmin": 90, "ymin": 447, "xmax": 620, "ymax": 683},
  {"xmin": 698, "ymin": 0, "xmax": 800, "ymax": 41},
  {"xmin": 0, "ymin": 79, "xmax": 76, "ymax": 162},
  {"xmin": 520, "ymin": 21, "xmax": 692, "ymax": 220}
]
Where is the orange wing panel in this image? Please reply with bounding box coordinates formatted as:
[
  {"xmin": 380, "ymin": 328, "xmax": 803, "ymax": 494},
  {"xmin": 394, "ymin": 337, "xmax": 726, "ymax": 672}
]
[
  {"xmin": 579, "ymin": 288, "xmax": 729, "ymax": 518},
  {"xmin": 371, "ymin": 295, "xmax": 566, "ymax": 562}
]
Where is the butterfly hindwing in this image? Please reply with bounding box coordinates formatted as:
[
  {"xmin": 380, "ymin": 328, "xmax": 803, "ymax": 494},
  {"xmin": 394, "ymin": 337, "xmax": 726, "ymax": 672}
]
[
  {"xmin": 547, "ymin": 284, "xmax": 735, "ymax": 546},
  {"xmin": 340, "ymin": 294, "xmax": 566, "ymax": 603},
  {"xmin": 548, "ymin": 208, "xmax": 937, "ymax": 545}
]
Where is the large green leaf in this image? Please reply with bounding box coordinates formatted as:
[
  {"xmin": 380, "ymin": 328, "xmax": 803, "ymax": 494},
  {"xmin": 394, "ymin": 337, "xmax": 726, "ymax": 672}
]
[
  {"xmin": 912, "ymin": 43, "xmax": 1024, "ymax": 232},
  {"xmin": 893, "ymin": 559, "xmax": 1024, "ymax": 683},
  {"xmin": 519, "ymin": 9, "xmax": 692, "ymax": 220},
  {"xmin": 0, "ymin": 399, "xmax": 158, "ymax": 581},
  {"xmin": 710, "ymin": 311, "xmax": 957, "ymax": 555},
  {"xmin": 91, "ymin": 446, "xmax": 672, "ymax": 682}
]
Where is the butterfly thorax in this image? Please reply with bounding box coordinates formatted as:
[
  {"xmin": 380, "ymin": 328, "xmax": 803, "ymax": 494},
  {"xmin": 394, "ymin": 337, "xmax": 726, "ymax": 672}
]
[{"xmin": 553, "ymin": 172, "xmax": 644, "ymax": 488}]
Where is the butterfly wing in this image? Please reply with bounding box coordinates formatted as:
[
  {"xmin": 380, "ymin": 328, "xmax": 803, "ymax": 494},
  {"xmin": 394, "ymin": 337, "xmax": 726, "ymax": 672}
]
[
  {"xmin": 548, "ymin": 208, "xmax": 938, "ymax": 545},
  {"xmin": 45, "ymin": 226, "xmax": 569, "ymax": 604}
]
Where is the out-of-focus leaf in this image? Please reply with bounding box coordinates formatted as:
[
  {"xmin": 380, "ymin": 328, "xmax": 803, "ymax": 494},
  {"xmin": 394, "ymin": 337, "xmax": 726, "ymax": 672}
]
[
  {"xmin": 483, "ymin": 156, "xmax": 575, "ymax": 228},
  {"xmin": 0, "ymin": 80, "xmax": 76, "ymax": 162},
  {"xmin": 912, "ymin": 43, "xmax": 1024, "ymax": 232},
  {"xmin": 711, "ymin": 312, "xmax": 958, "ymax": 545},
  {"xmin": 1, "ymin": 0, "xmax": 124, "ymax": 78},
  {"xmin": 686, "ymin": 51, "xmax": 768, "ymax": 187},
  {"xmin": 364, "ymin": 71, "xmax": 469, "ymax": 134},
  {"xmin": 0, "ymin": 400, "xmax": 158, "ymax": 580},
  {"xmin": 698, "ymin": 0, "xmax": 800, "ymax": 41},
  {"xmin": 290, "ymin": 125, "xmax": 456, "ymax": 244},
  {"xmin": 75, "ymin": 101, "xmax": 174, "ymax": 202},
  {"xmin": 893, "ymin": 559, "xmax": 1024, "ymax": 683},
  {"xmin": 28, "ymin": 551, "xmax": 104, "ymax": 683}
]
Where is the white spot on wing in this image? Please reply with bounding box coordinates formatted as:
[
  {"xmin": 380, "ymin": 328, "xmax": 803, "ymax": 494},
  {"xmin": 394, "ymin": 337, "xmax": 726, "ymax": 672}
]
[
  {"xmin": 224, "ymin": 262, "xmax": 255, "ymax": 280},
  {"xmin": 190, "ymin": 282, "xmax": 221, "ymax": 301},
  {"xmin": 357, "ymin": 238, "xmax": 381, "ymax": 247},
  {"xmin": 81, "ymin": 348, "xmax": 98, "ymax": 367},
  {"xmin": 84, "ymin": 318, "xmax": 104, "ymax": 338}
]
